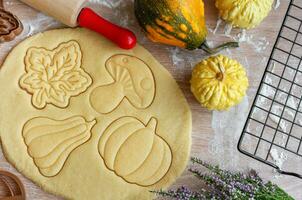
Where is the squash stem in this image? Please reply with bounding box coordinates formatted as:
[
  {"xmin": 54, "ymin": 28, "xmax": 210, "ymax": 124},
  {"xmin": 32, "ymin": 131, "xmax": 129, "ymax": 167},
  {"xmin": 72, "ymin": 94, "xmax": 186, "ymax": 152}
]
[
  {"xmin": 200, "ymin": 41, "xmax": 239, "ymax": 54},
  {"xmin": 216, "ymin": 62, "xmax": 225, "ymax": 81}
]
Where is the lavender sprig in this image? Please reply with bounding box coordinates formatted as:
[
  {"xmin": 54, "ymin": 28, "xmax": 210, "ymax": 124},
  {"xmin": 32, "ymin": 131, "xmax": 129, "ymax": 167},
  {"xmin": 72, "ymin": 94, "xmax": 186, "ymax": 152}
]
[
  {"xmin": 190, "ymin": 157, "xmax": 265, "ymax": 198},
  {"xmin": 152, "ymin": 187, "xmax": 206, "ymax": 200},
  {"xmin": 154, "ymin": 157, "xmax": 294, "ymax": 200}
]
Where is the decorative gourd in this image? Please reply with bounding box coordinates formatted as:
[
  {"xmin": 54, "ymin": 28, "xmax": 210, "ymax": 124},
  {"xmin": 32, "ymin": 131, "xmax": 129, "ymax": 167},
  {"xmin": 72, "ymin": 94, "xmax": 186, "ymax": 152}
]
[
  {"xmin": 215, "ymin": 0, "xmax": 274, "ymax": 29},
  {"xmin": 22, "ymin": 116, "xmax": 96, "ymax": 177},
  {"xmin": 190, "ymin": 55, "xmax": 249, "ymax": 110},
  {"xmin": 134, "ymin": 0, "xmax": 238, "ymax": 53},
  {"xmin": 98, "ymin": 117, "xmax": 172, "ymax": 186},
  {"xmin": 90, "ymin": 54, "xmax": 155, "ymax": 114}
]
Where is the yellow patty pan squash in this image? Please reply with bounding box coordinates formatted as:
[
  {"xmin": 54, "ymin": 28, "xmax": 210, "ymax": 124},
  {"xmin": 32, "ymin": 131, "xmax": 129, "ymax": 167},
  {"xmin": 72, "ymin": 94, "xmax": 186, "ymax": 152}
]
[
  {"xmin": 215, "ymin": 0, "xmax": 274, "ymax": 29},
  {"xmin": 191, "ymin": 55, "xmax": 249, "ymax": 110}
]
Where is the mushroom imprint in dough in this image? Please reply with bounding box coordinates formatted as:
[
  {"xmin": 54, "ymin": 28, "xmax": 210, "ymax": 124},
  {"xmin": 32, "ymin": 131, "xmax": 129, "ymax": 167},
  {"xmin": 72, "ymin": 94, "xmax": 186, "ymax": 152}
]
[{"xmin": 90, "ymin": 54, "xmax": 156, "ymax": 114}]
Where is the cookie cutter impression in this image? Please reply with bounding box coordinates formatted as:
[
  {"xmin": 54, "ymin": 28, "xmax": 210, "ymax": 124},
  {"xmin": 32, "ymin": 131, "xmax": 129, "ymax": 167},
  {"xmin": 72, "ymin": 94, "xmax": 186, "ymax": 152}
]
[
  {"xmin": 90, "ymin": 54, "xmax": 156, "ymax": 114},
  {"xmin": 19, "ymin": 40, "xmax": 92, "ymax": 109},
  {"xmin": 22, "ymin": 116, "xmax": 96, "ymax": 177},
  {"xmin": 98, "ymin": 116, "xmax": 172, "ymax": 186}
]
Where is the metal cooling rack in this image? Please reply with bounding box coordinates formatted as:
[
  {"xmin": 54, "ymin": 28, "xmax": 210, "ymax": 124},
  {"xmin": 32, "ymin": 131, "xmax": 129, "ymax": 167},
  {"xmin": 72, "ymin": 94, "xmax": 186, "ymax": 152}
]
[{"xmin": 238, "ymin": 0, "xmax": 302, "ymax": 179}]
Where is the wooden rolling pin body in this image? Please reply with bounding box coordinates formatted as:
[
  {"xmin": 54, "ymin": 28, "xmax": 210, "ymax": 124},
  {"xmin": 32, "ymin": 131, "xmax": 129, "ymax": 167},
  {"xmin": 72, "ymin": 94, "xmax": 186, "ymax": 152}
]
[
  {"xmin": 20, "ymin": 0, "xmax": 137, "ymax": 49},
  {"xmin": 20, "ymin": 0, "xmax": 87, "ymax": 27}
]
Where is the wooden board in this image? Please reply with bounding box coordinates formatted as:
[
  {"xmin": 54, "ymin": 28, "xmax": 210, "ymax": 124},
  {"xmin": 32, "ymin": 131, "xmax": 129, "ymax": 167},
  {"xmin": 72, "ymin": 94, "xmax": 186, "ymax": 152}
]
[{"xmin": 0, "ymin": 0, "xmax": 301, "ymax": 199}]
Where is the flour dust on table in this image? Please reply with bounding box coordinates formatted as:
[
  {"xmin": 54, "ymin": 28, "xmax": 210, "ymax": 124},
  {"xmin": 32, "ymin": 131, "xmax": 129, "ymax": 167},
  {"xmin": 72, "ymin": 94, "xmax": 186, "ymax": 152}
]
[{"xmin": 209, "ymin": 96, "xmax": 249, "ymax": 169}]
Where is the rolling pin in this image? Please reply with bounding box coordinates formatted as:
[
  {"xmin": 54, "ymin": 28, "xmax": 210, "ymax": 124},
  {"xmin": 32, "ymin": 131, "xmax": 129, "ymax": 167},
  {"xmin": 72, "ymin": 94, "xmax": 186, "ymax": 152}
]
[{"xmin": 20, "ymin": 0, "xmax": 137, "ymax": 49}]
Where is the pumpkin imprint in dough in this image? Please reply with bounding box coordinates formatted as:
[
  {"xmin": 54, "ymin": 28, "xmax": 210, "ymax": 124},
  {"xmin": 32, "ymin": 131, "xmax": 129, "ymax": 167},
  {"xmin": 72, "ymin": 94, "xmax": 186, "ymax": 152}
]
[
  {"xmin": 90, "ymin": 54, "xmax": 155, "ymax": 114},
  {"xmin": 22, "ymin": 116, "xmax": 96, "ymax": 177},
  {"xmin": 19, "ymin": 40, "xmax": 92, "ymax": 109},
  {"xmin": 98, "ymin": 116, "xmax": 172, "ymax": 186}
]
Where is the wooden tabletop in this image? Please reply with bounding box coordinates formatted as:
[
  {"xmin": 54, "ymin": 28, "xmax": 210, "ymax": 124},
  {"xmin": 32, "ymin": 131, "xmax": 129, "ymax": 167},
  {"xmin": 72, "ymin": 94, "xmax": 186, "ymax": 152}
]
[{"xmin": 0, "ymin": 0, "xmax": 301, "ymax": 199}]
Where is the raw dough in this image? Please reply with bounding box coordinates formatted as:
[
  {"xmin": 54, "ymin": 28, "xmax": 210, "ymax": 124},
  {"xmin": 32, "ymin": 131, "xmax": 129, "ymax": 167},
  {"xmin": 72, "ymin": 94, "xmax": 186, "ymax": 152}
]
[{"xmin": 0, "ymin": 28, "xmax": 191, "ymax": 200}]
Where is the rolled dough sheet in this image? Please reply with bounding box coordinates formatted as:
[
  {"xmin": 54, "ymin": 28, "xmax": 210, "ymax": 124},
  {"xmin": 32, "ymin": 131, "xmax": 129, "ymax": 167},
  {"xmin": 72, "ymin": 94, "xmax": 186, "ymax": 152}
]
[{"xmin": 0, "ymin": 28, "xmax": 191, "ymax": 200}]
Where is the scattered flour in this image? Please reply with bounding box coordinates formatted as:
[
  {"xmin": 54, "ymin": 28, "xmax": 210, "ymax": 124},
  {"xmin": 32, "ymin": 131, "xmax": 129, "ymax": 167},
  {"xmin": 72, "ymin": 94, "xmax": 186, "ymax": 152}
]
[
  {"xmin": 297, "ymin": 118, "xmax": 302, "ymax": 126},
  {"xmin": 270, "ymin": 148, "xmax": 287, "ymax": 170},
  {"xmin": 24, "ymin": 13, "xmax": 63, "ymax": 36},
  {"xmin": 236, "ymin": 31, "xmax": 270, "ymax": 53},
  {"xmin": 259, "ymin": 61, "xmax": 297, "ymax": 134},
  {"xmin": 285, "ymin": 108, "xmax": 295, "ymax": 119},
  {"xmin": 211, "ymin": 19, "xmax": 270, "ymax": 53},
  {"xmin": 274, "ymin": 0, "xmax": 281, "ymax": 10},
  {"xmin": 213, "ymin": 18, "xmax": 222, "ymax": 35},
  {"xmin": 253, "ymin": 59, "xmax": 292, "ymax": 178},
  {"xmin": 4, "ymin": 1, "xmax": 15, "ymax": 5},
  {"xmin": 270, "ymin": 61, "xmax": 276, "ymax": 72},
  {"xmin": 236, "ymin": 29, "xmax": 247, "ymax": 43},
  {"xmin": 261, "ymin": 84, "xmax": 275, "ymax": 98},
  {"xmin": 287, "ymin": 96, "xmax": 299, "ymax": 110},
  {"xmin": 246, "ymin": 122, "xmax": 263, "ymax": 134},
  {"xmin": 91, "ymin": 0, "xmax": 111, "ymax": 8},
  {"xmin": 89, "ymin": 0, "xmax": 124, "ymax": 8},
  {"xmin": 210, "ymin": 90, "xmax": 250, "ymax": 169},
  {"xmin": 250, "ymin": 37, "xmax": 270, "ymax": 53},
  {"xmin": 267, "ymin": 100, "xmax": 293, "ymax": 134},
  {"xmin": 169, "ymin": 48, "xmax": 185, "ymax": 66},
  {"xmin": 267, "ymin": 94, "xmax": 298, "ymax": 133},
  {"xmin": 269, "ymin": 113, "xmax": 288, "ymax": 133},
  {"xmin": 224, "ymin": 23, "xmax": 233, "ymax": 36}
]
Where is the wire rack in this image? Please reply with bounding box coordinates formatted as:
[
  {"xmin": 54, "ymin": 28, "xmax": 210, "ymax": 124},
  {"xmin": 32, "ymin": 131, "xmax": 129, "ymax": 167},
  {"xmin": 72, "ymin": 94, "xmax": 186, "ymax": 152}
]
[{"xmin": 238, "ymin": 0, "xmax": 302, "ymax": 179}]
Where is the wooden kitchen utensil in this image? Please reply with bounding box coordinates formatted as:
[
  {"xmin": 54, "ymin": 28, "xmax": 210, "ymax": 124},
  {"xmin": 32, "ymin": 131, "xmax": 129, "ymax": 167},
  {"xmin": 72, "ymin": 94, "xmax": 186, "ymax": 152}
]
[
  {"xmin": 20, "ymin": 0, "xmax": 137, "ymax": 49},
  {"xmin": 0, "ymin": 170, "xmax": 26, "ymax": 200},
  {"xmin": 0, "ymin": 0, "xmax": 23, "ymax": 42}
]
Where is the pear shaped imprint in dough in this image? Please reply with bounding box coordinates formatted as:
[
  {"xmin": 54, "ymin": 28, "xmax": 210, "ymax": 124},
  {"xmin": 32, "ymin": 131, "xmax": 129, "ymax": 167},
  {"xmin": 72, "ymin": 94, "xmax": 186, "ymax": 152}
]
[
  {"xmin": 90, "ymin": 54, "xmax": 155, "ymax": 114},
  {"xmin": 22, "ymin": 116, "xmax": 96, "ymax": 177},
  {"xmin": 98, "ymin": 116, "xmax": 172, "ymax": 186}
]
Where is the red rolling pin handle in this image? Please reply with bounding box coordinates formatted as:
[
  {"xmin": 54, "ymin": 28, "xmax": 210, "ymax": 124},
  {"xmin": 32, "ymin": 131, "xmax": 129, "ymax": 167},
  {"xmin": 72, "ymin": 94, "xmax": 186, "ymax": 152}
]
[{"xmin": 78, "ymin": 8, "xmax": 137, "ymax": 49}]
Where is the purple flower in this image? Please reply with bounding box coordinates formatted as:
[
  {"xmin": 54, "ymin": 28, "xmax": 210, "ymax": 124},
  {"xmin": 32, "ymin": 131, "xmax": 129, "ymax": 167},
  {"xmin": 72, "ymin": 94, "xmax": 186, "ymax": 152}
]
[{"xmin": 154, "ymin": 158, "xmax": 292, "ymax": 200}]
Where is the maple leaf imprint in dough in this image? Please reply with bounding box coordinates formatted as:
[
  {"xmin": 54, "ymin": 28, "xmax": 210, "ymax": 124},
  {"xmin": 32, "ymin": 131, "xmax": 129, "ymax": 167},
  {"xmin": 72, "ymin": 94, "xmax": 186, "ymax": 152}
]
[{"xmin": 19, "ymin": 40, "xmax": 92, "ymax": 109}]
